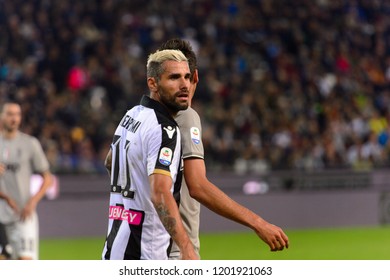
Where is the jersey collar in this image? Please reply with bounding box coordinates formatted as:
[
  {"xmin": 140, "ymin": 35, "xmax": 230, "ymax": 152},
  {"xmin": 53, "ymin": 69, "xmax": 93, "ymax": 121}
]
[{"xmin": 140, "ymin": 95, "xmax": 178, "ymax": 124}]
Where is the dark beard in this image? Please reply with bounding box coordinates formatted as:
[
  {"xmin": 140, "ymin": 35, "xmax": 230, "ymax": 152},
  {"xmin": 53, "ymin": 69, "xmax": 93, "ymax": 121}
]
[{"xmin": 159, "ymin": 92, "xmax": 188, "ymax": 114}]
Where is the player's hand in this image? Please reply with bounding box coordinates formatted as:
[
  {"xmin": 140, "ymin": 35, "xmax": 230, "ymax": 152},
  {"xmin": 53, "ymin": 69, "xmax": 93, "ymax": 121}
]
[
  {"xmin": 20, "ymin": 200, "xmax": 37, "ymax": 221},
  {"xmin": 255, "ymin": 220, "xmax": 289, "ymax": 252}
]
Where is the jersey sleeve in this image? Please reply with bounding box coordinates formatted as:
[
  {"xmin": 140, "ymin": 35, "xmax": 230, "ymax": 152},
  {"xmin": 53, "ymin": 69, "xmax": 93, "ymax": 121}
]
[
  {"xmin": 146, "ymin": 123, "xmax": 181, "ymax": 178},
  {"xmin": 30, "ymin": 137, "xmax": 50, "ymax": 173},
  {"xmin": 176, "ymin": 108, "xmax": 204, "ymax": 159}
]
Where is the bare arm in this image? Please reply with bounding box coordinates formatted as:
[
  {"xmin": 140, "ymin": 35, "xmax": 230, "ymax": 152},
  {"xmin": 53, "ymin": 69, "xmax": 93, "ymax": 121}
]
[
  {"xmin": 22, "ymin": 171, "xmax": 52, "ymax": 220},
  {"xmin": 0, "ymin": 191, "xmax": 8, "ymax": 200},
  {"xmin": 149, "ymin": 173, "xmax": 198, "ymax": 259},
  {"xmin": 104, "ymin": 149, "xmax": 112, "ymax": 175},
  {"xmin": 184, "ymin": 158, "xmax": 289, "ymax": 251},
  {"xmin": 0, "ymin": 191, "xmax": 19, "ymax": 213},
  {"xmin": 0, "ymin": 164, "xmax": 19, "ymax": 212}
]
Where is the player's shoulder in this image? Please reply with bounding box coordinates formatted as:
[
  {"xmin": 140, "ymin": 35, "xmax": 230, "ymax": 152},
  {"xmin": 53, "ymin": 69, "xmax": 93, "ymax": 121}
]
[
  {"xmin": 18, "ymin": 132, "xmax": 39, "ymax": 143},
  {"xmin": 175, "ymin": 107, "xmax": 200, "ymax": 123},
  {"xmin": 182, "ymin": 107, "xmax": 199, "ymax": 116}
]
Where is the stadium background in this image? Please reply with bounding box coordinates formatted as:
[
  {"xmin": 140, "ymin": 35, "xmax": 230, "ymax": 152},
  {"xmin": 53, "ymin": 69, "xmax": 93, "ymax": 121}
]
[{"xmin": 1, "ymin": 0, "xmax": 390, "ymax": 259}]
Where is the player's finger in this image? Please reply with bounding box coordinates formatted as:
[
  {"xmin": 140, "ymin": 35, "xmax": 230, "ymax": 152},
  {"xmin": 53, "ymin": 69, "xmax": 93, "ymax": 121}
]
[
  {"xmin": 276, "ymin": 238, "xmax": 286, "ymax": 250},
  {"xmin": 269, "ymin": 241, "xmax": 277, "ymax": 251},
  {"xmin": 280, "ymin": 232, "xmax": 289, "ymax": 248},
  {"xmin": 270, "ymin": 239, "xmax": 282, "ymax": 251}
]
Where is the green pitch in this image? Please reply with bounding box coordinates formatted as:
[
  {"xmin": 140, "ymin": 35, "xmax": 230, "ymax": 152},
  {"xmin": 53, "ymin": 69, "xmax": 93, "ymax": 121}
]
[{"xmin": 39, "ymin": 226, "xmax": 390, "ymax": 260}]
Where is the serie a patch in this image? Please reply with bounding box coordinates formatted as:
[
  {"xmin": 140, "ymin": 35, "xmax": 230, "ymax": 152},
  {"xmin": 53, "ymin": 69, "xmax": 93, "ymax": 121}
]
[
  {"xmin": 190, "ymin": 127, "xmax": 201, "ymax": 144},
  {"xmin": 159, "ymin": 147, "xmax": 173, "ymax": 166}
]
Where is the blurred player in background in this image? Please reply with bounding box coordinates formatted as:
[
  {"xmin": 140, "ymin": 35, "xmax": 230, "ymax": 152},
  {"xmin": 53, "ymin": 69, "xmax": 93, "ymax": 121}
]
[
  {"xmin": 158, "ymin": 39, "xmax": 289, "ymax": 259},
  {"xmin": 0, "ymin": 102, "xmax": 53, "ymax": 260},
  {"xmin": 0, "ymin": 191, "xmax": 17, "ymax": 259},
  {"xmin": 102, "ymin": 49, "xmax": 198, "ymax": 260}
]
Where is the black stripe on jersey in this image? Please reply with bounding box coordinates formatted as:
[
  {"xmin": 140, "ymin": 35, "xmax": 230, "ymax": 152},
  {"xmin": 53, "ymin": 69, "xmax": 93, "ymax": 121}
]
[
  {"xmin": 167, "ymin": 238, "xmax": 173, "ymax": 258},
  {"xmin": 103, "ymin": 203, "xmax": 124, "ymax": 260},
  {"xmin": 156, "ymin": 122, "xmax": 178, "ymax": 172},
  {"xmin": 124, "ymin": 139, "xmax": 132, "ymax": 194},
  {"xmin": 173, "ymin": 167, "xmax": 183, "ymax": 206},
  {"xmin": 123, "ymin": 209, "xmax": 145, "ymax": 260},
  {"xmin": 111, "ymin": 135, "xmax": 121, "ymax": 186}
]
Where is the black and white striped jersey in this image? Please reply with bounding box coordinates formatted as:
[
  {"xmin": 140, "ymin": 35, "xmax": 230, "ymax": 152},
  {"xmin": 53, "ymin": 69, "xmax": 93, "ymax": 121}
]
[{"xmin": 102, "ymin": 95, "xmax": 183, "ymax": 260}]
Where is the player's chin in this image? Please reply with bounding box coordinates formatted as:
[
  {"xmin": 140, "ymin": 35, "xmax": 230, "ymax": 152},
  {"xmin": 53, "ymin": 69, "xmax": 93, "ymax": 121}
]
[{"xmin": 176, "ymin": 100, "xmax": 189, "ymax": 110}]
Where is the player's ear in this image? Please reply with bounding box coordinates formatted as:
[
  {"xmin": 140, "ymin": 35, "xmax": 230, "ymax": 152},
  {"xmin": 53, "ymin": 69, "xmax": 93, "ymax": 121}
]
[
  {"xmin": 192, "ymin": 69, "xmax": 199, "ymax": 84},
  {"xmin": 147, "ymin": 77, "xmax": 158, "ymax": 92}
]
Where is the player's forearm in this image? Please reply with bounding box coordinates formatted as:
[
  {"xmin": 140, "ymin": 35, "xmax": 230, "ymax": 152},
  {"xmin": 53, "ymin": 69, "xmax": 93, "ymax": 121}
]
[
  {"xmin": 104, "ymin": 149, "xmax": 112, "ymax": 174},
  {"xmin": 184, "ymin": 159, "xmax": 265, "ymax": 230},
  {"xmin": 152, "ymin": 190, "xmax": 193, "ymax": 251},
  {"xmin": 191, "ymin": 178, "xmax": 266, "ymax": 230},
  {"xmin": 30, "ymin": 171, "xmax": 52, "ymax": 205},
  {"xmin": 152, "ymin": 193, "xmax": 178, "ymax": 237},
  {"xmin": 0, "ymin": 191, "xmax": 8, "ymax": 200},
  {"xmin": 149, "ymin": 173, "xmax": 197, "ymax": 259}
]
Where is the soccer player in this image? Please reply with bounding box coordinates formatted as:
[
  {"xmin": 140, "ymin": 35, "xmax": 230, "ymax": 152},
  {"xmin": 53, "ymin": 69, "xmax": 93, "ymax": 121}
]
[
  {"xmin": 101, "ymin": 49, "xmax": 198, "ymax": 260},
  {"xmin": 157, "ymin": 39, "xmax": 289, "ymax": 259},
  {"xmin": 0, "ymin": 102, "xmax": 53, "ymax": 260}
]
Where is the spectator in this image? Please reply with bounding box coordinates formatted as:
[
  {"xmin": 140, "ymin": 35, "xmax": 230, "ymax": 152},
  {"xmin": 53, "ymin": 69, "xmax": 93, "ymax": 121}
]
[{"xmin": 1, "ymin": 0, "xmax": 390, "ymax": 174}]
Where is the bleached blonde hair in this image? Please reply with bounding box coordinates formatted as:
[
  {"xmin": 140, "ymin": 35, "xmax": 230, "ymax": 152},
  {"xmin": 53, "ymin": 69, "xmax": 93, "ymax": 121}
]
[{"xmin": 147, "ymin": 49, "xmax": 188, "ymax": 80}]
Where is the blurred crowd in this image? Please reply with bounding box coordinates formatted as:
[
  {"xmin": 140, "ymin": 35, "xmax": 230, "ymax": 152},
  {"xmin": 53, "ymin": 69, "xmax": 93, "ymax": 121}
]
[{"xmin": 1, "ymin": 0, "xmax": 390, "ymax": 175}]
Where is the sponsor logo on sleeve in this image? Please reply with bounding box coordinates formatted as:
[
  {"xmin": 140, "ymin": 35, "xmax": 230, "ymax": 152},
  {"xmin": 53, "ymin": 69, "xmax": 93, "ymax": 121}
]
[
  {"xmin": 159, "ymin": 147, "xmax": 173, "ymax": 166},
  {"xmin": 163, "ymin": 126, "xmax": 175, "ymax": 139},
  {"xmin": 190, "ymin": 127, "xmax": 201, "ymax": 144}
]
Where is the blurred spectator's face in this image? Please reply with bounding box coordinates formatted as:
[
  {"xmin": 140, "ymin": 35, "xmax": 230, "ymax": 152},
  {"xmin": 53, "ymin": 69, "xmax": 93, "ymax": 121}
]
[{"xmin": 1, "ymin": 104, "xmax": 22, "ymax": 133}]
